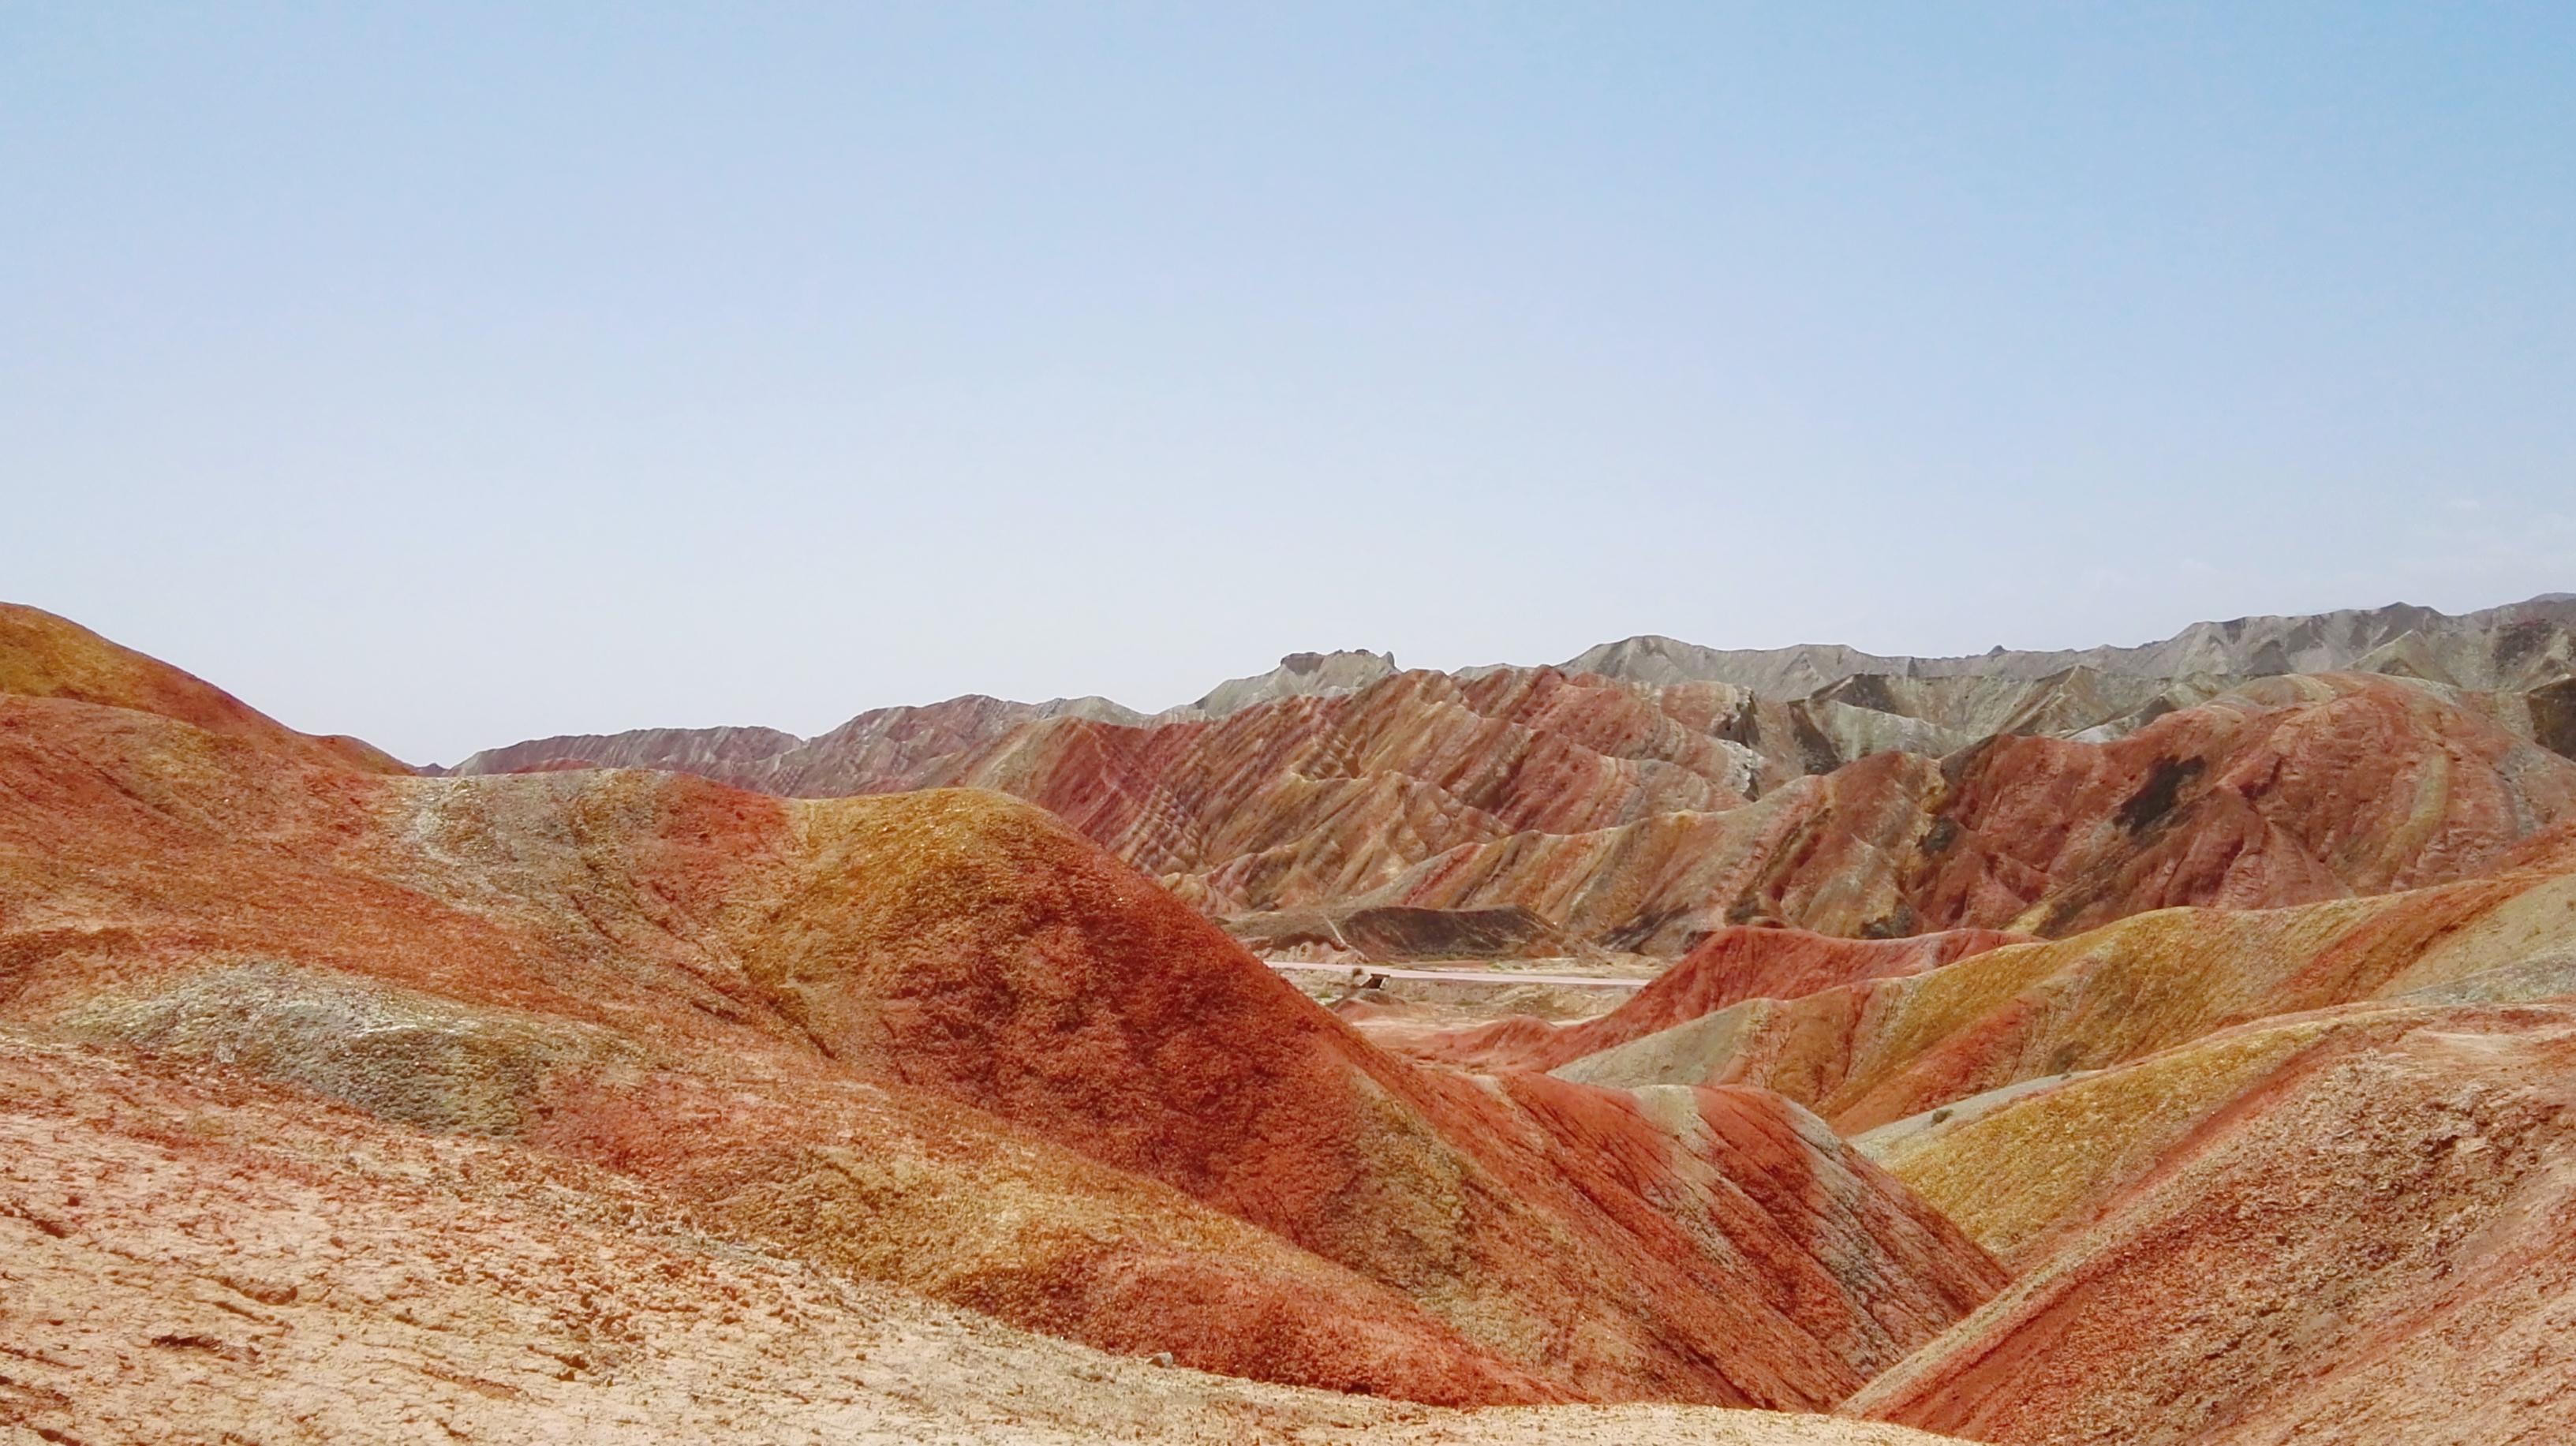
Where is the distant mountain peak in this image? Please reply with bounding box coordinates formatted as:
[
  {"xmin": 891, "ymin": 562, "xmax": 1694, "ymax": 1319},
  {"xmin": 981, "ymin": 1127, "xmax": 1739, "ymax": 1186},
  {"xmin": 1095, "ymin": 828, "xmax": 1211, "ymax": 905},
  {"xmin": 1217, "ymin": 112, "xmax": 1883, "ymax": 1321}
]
[
  {"xmin": 1565, "ymin": 592, "xmax": 2576, "ymax": 695},
  {"xmin": 1175, "ymin": 648, "xmax": 1400, "ymax": 719},
  {"xmin": 1279, "ymin": 648, "xmax": 1394, "ymax": 676}
]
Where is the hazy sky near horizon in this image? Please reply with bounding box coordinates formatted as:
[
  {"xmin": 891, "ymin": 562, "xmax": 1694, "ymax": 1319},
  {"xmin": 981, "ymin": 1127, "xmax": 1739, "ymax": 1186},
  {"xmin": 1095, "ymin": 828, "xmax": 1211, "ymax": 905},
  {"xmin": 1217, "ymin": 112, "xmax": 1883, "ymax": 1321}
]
[{"xmin": 6, "ymin": 5, "xmax": 2572, "ymax": 762}]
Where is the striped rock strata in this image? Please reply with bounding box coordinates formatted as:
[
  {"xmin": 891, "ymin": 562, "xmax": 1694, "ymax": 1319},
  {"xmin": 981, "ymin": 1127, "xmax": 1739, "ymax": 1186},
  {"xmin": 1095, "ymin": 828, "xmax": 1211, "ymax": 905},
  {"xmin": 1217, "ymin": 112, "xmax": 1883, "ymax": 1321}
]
[
  {"xmin": 1352, "ymin": 673, "xmax": 2576, "ymax": 953},
  {"xmin": 1847, "ymin": 1000, "xmax": 2576, "ymax": 1445},
  {"xmin": 1539, "ymin": 866, "xmax": 2576, "ymax": 1135},
  {"xmin": 439, "ymin": 602, "xmax": 2576, "ymax": 960},
  {"xmin": 451, "ymin": 662, "xmax": 2576, "ymax": 963}
]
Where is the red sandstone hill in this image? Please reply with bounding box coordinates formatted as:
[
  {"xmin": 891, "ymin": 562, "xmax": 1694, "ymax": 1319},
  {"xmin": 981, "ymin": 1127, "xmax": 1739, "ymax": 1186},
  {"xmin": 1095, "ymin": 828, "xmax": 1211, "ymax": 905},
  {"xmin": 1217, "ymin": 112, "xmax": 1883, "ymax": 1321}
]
[
  {"xmin": 450, "ymin": 653, "xmax": 2576, "ymax": 959},
  {"xmin": 946, "ymin": 667, "xmax": 1755, "ymax": 914},
  {"xmin": 454, "ymin": 692, "xmax": 1149, "ymax": 795},
  {"xmin": 1902, "ymin": 672, "xmax": 2576, "ymax": 935},
  {"xmin": 1304, "ymin": 673, "xmax": 2576, "ymax": 955},
  {"xmin": 1428, "ymin": 857, "xmax": 2576, "ymax": 1444},
  {"xmin": 1849, "ymin": 1000, "xmax": 2576, "ymax": 1445},
  {"xmin": 1411, "ymin": 925, "xmax": 2029, "ymax": 1074},
  {"xmin": 0, "ymin": 611, "xmax": 2003, "ymax": 1411},
  {"xmin": 457, "ymin": 594, "xmax": 2576, "ymax": 812},
  {"xmin": 1533, "ymin": 865, "xmax": 2576, "ymax": 1129},
  {"xmin": 0, "ymin": 602, "xmax": 409, "ymax": 775},
  {"xmin": 1489, "ymin": 865, "xmax": 2576, "ymax": 1444},
  {"xmin": 21, "ymin": 603, "xmax": 2576, "ymax": 1444},
  {"xmin": 0, "ymin": 1040, "xmax": 1968, "ymax": 1446}
]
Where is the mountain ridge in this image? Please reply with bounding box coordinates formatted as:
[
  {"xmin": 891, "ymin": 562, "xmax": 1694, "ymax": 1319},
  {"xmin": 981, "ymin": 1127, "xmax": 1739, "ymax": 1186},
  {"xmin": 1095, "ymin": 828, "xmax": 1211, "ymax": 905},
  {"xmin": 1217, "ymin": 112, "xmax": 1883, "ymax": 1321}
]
[{"xmin": 447, "ymin": 592, "xmax": 2576, "ymax": 774}]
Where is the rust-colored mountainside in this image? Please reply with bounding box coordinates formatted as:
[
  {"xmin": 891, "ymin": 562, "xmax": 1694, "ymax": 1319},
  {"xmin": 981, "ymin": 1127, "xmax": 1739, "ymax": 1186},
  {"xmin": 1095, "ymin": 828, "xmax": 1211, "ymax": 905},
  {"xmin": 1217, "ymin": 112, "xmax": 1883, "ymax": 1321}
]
[
  {"xmin": 0, "ymin": 603, "xmax": 2006, "ymax": 1441},
  {"xmin": 19, "ymin": 596, "xmax": 2576, "ymax": 1445},
  {"xmin": 1372, "ymin": 830, "xmax": 2576, "ymax": 1443},
  {"xmin": 1508, "ymin": 868, "xmax": 2576, "ymax": 1128},
  {"xmin": 0, "ymin": 1032, "xmax": 1965, "ymax": 1446},
  {"xmin": 880, "ymin": 671, "xmax": 2575, "ymax": 955},
  {"xmin": 0, "ymin": 603, "xmax": 412, "ymax": 775},
  {"xmin": 454, "ymin": 597, "xmax": 2576, "ymax": 962},
  {"xmin": 916, "ymin": 668, "xmax": 2576, "ymax": 951},
  {"xmin": 1845, "ymin": 999, "xmax": 2576, "ymax": 1445}
]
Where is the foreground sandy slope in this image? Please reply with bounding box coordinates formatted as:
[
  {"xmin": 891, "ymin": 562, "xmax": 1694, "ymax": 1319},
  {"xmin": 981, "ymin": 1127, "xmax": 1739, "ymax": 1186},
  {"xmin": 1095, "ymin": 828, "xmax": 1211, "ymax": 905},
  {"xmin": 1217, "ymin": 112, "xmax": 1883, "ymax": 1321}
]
[{"xmin": 0, "ymin": 1033, "xmax": 1955, "ymax": 1446}]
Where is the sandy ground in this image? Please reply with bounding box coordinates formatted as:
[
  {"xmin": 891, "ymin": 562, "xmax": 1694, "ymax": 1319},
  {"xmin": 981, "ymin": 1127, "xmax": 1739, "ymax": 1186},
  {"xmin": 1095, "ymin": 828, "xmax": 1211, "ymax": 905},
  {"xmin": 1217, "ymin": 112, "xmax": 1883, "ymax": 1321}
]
[
  {"xmin": 0, "ymin": 1032, "xmax": 1957, "ymax": 1446},
  {"xmin": 1268, "ymin": 961, "xmax": 1648, "ymax": 989},
  {"xmin": 1273, "ymin": 954, "xmax": 1658, "ymax": 1045}
]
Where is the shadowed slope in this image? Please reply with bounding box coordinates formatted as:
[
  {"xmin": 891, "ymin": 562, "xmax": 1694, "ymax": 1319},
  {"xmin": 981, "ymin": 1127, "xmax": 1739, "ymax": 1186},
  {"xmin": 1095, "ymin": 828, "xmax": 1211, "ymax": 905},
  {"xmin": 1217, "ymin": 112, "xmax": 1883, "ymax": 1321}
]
[{"xmin": 1909, "ymin": 673, "xmax": 2576, "ymax": 936}]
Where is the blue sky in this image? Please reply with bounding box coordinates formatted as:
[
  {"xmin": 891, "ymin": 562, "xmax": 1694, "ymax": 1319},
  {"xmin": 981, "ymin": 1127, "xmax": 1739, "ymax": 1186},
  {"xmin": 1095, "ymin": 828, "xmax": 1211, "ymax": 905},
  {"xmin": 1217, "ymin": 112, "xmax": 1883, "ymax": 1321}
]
[{"xmin": 6, "ymin": 4, "xmax": 2570, "ymax": 762}]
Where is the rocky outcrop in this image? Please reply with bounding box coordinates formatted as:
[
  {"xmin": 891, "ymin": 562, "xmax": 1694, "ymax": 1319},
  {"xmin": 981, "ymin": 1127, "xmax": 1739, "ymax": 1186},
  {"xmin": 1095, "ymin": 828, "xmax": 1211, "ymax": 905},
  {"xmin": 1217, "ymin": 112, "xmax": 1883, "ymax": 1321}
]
[{"xmin": 1165, "ymin": 648, "xmax": 1402, "ymax": 719}]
